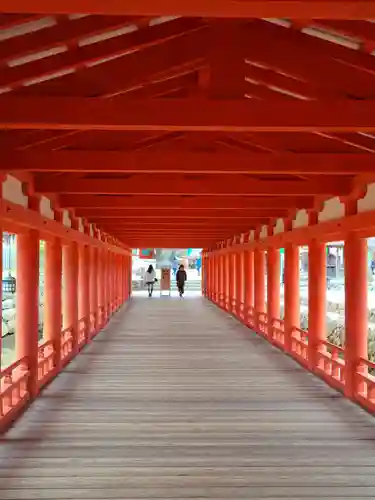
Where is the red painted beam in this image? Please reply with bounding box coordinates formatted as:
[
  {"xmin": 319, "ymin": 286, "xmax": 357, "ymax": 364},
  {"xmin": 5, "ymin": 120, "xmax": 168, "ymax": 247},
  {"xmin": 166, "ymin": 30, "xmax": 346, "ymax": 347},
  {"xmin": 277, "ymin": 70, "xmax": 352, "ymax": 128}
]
[
  {"xmin": 4, "ymin": 150, "xmax": 374, "ymax": 175},
  {"xmin": 0, "ymin": 20, "xmax": 204, "ymax": 90},
  {"xmin": 0, "ymin": 15, "xmax": 141, "ymax": 64},
  {"xmin": 4, "ymin": 98, "xmax": 375, "ymax": 132},
  {"xmin": 77, "ymin": 208, "xmax": 288, "ymax": 218},
  {"xmin": 34, "ymin": 175, "xmax": 351, "ymax": 196},
  {"xmin": 60, "ymin": 194, "xmax": 313, "ymax": 210},
  {"xmin": 245, "ymin": 21, "xmax": 375, "ymax": 99},
  {"xmin": 2, "ymin": 1, "xmax": 375, "ymax": 19}
]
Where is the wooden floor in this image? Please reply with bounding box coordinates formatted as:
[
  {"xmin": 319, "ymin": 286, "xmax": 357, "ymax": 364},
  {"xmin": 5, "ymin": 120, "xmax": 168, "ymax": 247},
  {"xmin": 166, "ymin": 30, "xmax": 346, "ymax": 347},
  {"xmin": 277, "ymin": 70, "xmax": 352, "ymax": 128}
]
[{"xmin": 1, "ymin": 295, "xmax": 375, "ymax": 499}]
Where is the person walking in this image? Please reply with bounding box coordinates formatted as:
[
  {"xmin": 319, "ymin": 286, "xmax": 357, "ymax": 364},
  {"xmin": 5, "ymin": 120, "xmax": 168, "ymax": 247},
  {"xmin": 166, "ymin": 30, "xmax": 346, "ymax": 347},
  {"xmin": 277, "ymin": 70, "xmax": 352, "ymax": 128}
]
[
  {"xmin": 144, "ymin": 264, "xmax": 157, "ymax": 297},
  {"xmin": 196, "ymin": 256, "xmax": 201, "ymax": 277},
  {"xmin": 176, "ymin": 264, "xmax": 187, "ymax": 298}
]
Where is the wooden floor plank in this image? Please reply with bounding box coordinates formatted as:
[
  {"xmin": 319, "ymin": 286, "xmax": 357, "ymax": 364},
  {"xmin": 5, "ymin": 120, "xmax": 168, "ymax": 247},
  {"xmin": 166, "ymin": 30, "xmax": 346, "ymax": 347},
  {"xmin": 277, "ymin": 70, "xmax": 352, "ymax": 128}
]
[{"xmin": 1, "ymin": 296, "xmax": 375, "ymax": 499}]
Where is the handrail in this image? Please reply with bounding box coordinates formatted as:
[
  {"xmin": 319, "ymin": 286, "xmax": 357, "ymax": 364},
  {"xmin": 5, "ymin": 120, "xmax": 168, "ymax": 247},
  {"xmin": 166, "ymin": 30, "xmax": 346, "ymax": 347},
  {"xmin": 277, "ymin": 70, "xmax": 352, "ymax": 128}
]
[
  {"xmin": 316, "ymin": 340, "xmax": 345, "ymax": 390},
  {"xmin": 354, "ymin": 357, "xmax": 375, "ymax": 412},
  {"xmin": 37, "ymin": 340, "xmax": 55, "ymax": 388},
  {"xmin": 291, "ymin": 326, "xmax": 308, "ymax": 366},
  {"xmin": 0, "ymin": 357, "xmax": 29, "ymax": 421}
]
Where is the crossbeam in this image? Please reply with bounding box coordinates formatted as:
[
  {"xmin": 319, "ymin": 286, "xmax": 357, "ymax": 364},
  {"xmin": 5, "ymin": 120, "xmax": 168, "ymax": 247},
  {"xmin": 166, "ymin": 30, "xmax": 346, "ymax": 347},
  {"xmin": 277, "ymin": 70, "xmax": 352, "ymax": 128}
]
[
  {"xmin": 34, "ymin": 175, "xmax": 351, "ymax": 196},
  {"xmin": 3, "ymin": 99, "xmax": 375, "ymax": 133},
  {"xmin": 2, "ymin": 1, "xmax": 374, "ymax": 19},
  {"xmin": 60, "ymin": 195, "xmax": 313, "ymax": 210},
  {"xmin": 77, "ymin": 209, "xmax": 288, "ymax": 218},
  {"xmin": 5, "ymin": 151, "xmax": 373, "ymax": 175}
]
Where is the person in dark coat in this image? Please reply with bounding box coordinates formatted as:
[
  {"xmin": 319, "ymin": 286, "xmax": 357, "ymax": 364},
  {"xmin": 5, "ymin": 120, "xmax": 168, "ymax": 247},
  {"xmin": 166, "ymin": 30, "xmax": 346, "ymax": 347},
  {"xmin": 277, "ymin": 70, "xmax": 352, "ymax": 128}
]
[{"xmin": 176, "ymin": 264, "xmax": 187, "ymax": 297}]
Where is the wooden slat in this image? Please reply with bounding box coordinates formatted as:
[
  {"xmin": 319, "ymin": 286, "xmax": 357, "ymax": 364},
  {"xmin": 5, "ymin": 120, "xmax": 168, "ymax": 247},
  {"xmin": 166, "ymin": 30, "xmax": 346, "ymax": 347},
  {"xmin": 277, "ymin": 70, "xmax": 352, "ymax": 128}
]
[{"xmin": 1, "ymin": 296, "xmax": 375, "ymax": 499}]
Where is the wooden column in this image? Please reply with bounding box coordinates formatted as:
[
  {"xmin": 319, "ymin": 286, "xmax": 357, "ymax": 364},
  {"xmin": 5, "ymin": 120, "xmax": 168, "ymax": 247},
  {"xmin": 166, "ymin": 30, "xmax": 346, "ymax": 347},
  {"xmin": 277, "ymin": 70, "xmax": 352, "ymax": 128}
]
[
  {"xmin": 267, "ymin": 246, "xmax": 280, "ymax": 338},
  {"xmin": 229, "ymin": 252, "xmax": 235, "ymax": 313},
  {"xmin": 284, "ymin": 243, "xmax": 300, "ymax": 352},
  {"xmin": 254, "ymin": 248, "xmax": 266, "ymax": 328},
  {"xmin": 344, "ymin": 233, "xmax": 368, "ymax": 398},
  {"xmin": 244, "ymin": 249, "xmax": 254, "ymax": 318},
  {"xmin": 219, "ymin": 254, "xmax": 224, "ymax": 308},
  {"xmin": 90, "ymin": 247, "xmax": 99, "ymax": 335},
  {"xmin": 16, "ymin": 230, "xmax": 39, "ymax": 399},
  {"xmin": 215, "ymin": 255, "xmax": 220, "ymax": 303},
  {"xmin": 236, "ymin": 251, "xmax": 244, "ymax": 317},
  {"xmin": 44, "ymin": 237, "xmax": 62, "ymax": 369},
  {"xmin": 224, "ymin": 253, "xmax": 230, "ymax": 311},
  {"xmin": 308, "ymin": 239, "xmax": 326, "ymax": 370},
  {"xmin": 63, "ymin": 242, "xmax": 79, "ymax": 352},
  {"xmin": 78, "ymin": 244, "xmax": 90, "ymax": 344},
  {"xmin": 98, "ymin": 249, "xmax": 105, "ymax": 327}
]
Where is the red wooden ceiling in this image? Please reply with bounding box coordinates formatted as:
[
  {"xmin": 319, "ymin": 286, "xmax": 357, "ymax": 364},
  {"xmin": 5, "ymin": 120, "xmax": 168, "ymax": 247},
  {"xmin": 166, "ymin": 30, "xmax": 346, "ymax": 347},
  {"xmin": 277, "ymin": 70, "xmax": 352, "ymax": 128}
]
[{"xmin": 1, "ymin": 6, "xmax": 375, "ymax": 248}]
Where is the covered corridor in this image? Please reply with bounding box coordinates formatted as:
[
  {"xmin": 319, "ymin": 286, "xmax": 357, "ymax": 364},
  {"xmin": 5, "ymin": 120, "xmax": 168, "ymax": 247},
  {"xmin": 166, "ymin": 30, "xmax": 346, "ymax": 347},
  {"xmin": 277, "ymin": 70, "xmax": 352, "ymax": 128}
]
[
  {"xmin": 3, "ymin": 3, "xmax": 375, "ymax": 499},
  {"xmin": 2, "ymin": 295, "xmax": 375, "ymax": 499}
]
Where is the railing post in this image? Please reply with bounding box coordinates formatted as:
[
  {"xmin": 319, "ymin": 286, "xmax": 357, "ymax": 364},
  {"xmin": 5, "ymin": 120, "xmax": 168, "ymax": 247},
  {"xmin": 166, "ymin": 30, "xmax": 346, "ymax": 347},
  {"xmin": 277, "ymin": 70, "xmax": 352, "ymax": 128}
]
[
  {"xmin": 63, "ymin": 242, "xmax": 79, "ymax": 353},
  {"xmin": 308, "ymin": 239, "xmax": 326, "ymax": 370},
  {"xmin": 44, "ymin": 237, "xmax": 62, "ymax": 370},
  {"xmin": 267, "ymin": 246, "xmax": 280, "ymax": 339},
  {"xmin": 284, "ymin": 243, "xmax": 300, "ymax": 353},
  {"xmin": 90, "ymin": 246, "xmax": 99, "ymax": 335},
  {"xmin": 78, "ymin": 243, "xmax": 90, "ymax": 344},
  {"xmin": 344, "ymin": 232, "xmax": 368, "ymax": 399},
  {"xmin": 16, "ymin": 229, "xmax": 39, "ymax": 399},
  {"xmin": 254, "ymin": 248, "xmax": 266, "ymax": 330}
]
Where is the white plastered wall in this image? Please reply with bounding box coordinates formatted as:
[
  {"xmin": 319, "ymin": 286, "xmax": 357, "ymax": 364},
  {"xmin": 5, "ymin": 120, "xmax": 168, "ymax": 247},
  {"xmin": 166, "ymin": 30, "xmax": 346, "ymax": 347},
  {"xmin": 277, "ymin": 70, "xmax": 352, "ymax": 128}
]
[
  {"xmin": 318, "ymin": 197, "xmax": 345, "ymax": 222},
  {"xmin": 2, "ymin": 175, "xmax": 28, "ymax": 207},
  {"xmin": 358, "ymin": 183, "xmax": 375, "ymax": 213}
]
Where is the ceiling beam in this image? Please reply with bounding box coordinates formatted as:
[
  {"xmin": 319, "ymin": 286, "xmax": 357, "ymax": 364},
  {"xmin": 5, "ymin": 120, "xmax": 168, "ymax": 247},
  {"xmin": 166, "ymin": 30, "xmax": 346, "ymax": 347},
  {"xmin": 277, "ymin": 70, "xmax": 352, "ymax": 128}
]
[
  {"xmin": 77, "ymin": 208, "xmax": 288, "ymax": 218},
  {"xmin": 4, "ymin": 98, "xmax": 375, "ymax": 133},
  {"xmin": 34, "ymin": 175, "xmax": 351, "ymax": 196},
  {"xmin": 4, "ymin": 150, "xmax": 374, "ymax": 175},
  {"xmin": 0, "ymin": 20, "xmax": 204, "ymax": 90},
  {"xmin": 59, "ymin": 195, "xmax": 314, "ymax": 210},
  {"xmin": 2, "ymin": 1, "xmax": 375, "ymax": 19}
]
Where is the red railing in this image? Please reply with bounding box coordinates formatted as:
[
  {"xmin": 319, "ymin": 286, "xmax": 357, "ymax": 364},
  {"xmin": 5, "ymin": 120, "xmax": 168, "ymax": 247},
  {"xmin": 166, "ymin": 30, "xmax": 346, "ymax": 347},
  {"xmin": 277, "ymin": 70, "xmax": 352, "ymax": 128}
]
[
  {"xmin": 257, "ymin": 312, "xmax": 268, "ymax": 336},
  {"xmin": 0, "ymin": 357, "xmax": 29, "ymax": 422},
  {"xmin": 246, "ymin": 306, "xmax": 255, "ymax": 329},
  {"xmin": 90, "ymin": 311, "xmax": 97, "ymax": 337},
  {"xmin": 291, "ymin": 326, "xmax": 309, "ymax": 367},
  {"xmin": 271, "ymin": 318, "xmax": 286, "ymax": 349},
  {"xmin": 78, "ymin": 317, "xmax": 87, "ymax": 348},
  {"xmin": 354, "ymin": 358, "xmax": 375, "ymax": 412},
  {"xmin": 61, "ymin": 326, "xmax": 74, "ymax": 362},
  {"xmin": 316, "ymin": 340, "xmax": 345, "ymax": 391},
  {"xmin": 37, "ymin": 340, "xmax": 55, "ymax": 388}
]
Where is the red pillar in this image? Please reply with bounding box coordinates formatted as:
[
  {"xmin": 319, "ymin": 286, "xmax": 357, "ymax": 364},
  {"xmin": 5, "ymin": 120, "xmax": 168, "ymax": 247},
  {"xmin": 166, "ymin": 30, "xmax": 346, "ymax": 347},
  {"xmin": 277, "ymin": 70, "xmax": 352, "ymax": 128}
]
[
  {"xmin": 236, "ymin": 251, "xmax": 244, "ymax": 317},
  {"xmin": 44, "ymin": 237, "xmax": 62, "ymax": 369},
  {"xmin": 229, "ymin": 253, "xmax": 235, "ymax": 313},
  {"xmin": 344, "ymin": 233, "xmax": 368, "ymax": 398},
  {"xmin": 267, "ymin": 246, "xmax": 280, "ymax": 338},
  {"xmin": 219, "ymin": 254, "xmax": 224, "ymax": 308},
  {"xmin": 308, "ymin": 239, "xmax": 326, "ymax": 370},
  {"xmin": 224, "ymin": 253, "xmax": 230, "ymax": 311},
  {"xmin": 284, "ymin": 244, "xmax": 300, "ymax": 352},
  {"xmin": 78, "ymin": 244, "xmax": 90, "ymax": 344},
  {"xmin": 244, "ymin": 249, "xmax": 254, "ymax": 316},
  {"xmin": 254, "ymin": 248, "xmax": 266, "ymax": 328},
  {"xmin": 90, "ymin": 247, "xmax": 99, "ymax": 335},
  {"xmin": 64, "ymin": 242, "xmax": 79, "ymax": 352},
  {"xmin": 98, "ymin": 249, "xmax": 105, "ymax": 327},
  {"xmin": 214, "ymin": 255, "xmax": 220, "ymax": 303},
  {"xmin": 0, "ymin": 227, "xmax": 2, "ymax": 373},
  {"xmin": 104, "ymin": 251, "xmax": 109, "ymax": 320},
  {"xmin": 16, "ymin": 230, "xmax": 39, "ymax": 399}
]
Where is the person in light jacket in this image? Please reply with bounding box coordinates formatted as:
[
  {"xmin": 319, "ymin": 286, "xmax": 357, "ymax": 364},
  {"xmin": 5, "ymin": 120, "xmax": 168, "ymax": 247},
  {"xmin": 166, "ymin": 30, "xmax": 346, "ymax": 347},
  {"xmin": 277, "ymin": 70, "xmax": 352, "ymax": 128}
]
[
  {"xmin": 144, "ymin": 264, "xmax": 157, "ymax": 297},
  {"xmin": 176, "ymin": 264, "xmax": 187, "ymax": 298}
]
